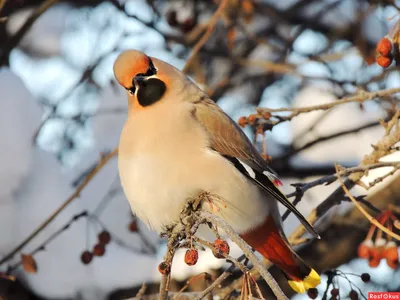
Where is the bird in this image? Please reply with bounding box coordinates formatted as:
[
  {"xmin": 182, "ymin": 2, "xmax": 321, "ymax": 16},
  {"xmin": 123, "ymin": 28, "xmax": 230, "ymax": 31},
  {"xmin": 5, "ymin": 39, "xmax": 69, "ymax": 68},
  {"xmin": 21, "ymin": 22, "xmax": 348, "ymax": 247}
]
[{"xmin": 113, "ymin": 49, "xmax": 321, "ymax": 293}]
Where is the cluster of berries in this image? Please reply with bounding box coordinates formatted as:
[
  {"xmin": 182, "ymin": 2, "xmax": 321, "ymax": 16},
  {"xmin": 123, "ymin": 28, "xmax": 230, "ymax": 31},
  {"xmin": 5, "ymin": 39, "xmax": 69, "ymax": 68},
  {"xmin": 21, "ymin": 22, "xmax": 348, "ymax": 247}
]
[
  {"xmin": 376, "ymin": 37, "xmax": 397, "ymax": 68},
  {"xmin": 357, "ymin": 210, "xmax": 399, "ymax": 269},
  {"xmin": 183, "ymin": 238, "xmax": 230, "ymax": 266},
  {"xmin": 238, "ymin": 112, "xmax": 271, "ymax": 128},
  {"xmin": 157, "ymin": 239, "xmax": 230, "ymax": 275},
  {"xmin": 307, "ymin": 273, "xmax": 370, "ymax": 300},
  {"xmin": 80, "ymin": 230, "xmax": 111, "ymax": 265}
]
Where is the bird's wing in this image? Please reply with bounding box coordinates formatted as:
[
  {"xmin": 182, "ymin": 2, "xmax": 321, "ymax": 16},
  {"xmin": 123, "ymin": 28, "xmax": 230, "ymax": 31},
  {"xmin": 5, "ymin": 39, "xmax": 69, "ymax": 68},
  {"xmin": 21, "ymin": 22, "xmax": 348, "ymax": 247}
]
[{"xmin": 191, "ymin": 97, "xmax": 319, "ymax": 238}]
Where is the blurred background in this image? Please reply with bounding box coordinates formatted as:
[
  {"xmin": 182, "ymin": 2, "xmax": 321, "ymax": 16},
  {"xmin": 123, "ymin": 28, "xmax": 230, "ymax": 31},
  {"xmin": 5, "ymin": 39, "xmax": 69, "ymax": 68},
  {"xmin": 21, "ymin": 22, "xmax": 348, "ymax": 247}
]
[{"xmin": 0, "ymin": 0, "xmax": 400, "ymax": 299}]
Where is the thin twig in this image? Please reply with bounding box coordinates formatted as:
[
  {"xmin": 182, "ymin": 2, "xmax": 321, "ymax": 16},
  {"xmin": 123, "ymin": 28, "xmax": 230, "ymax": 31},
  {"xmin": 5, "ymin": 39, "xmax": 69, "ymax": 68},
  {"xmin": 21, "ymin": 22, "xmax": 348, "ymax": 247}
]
[
  {"xmin": 182, "ymin": 0, "xmax": 229, "ymax": 74},
  {"xmin": 256, "ymin": 87, "xmax": 400, "ymax": 125},
  {"xmin": 199, "ymin": 212, "xmax": 288, "ymax": 300},
  {"xmin": 0, "ymin": 148, "xmax": 118, "ymax": 266},
  {"xmin": 7, "ymin": 211, "xmax": 88, "ymax": 273},
  {"xmin": 195, "ymin": 272, "xmax": 231, "ymax": 300},
  {"xmin": 285, "ymin": 161, "xmax": 400, "ymax": 199},
  {"xmin": 175, "ymin": 273, "xmax": 213, "ymax": 300},
  {"xmin": 135, "ymin": 283, "xmax": 147, "ymax": 300},
  {"xmin": 0, "ymin": 0, "xmax": 59, "ymax": 65},
  {"xmin": 335, "ymin": 164, "xmax": 400, "ymax": 241}
]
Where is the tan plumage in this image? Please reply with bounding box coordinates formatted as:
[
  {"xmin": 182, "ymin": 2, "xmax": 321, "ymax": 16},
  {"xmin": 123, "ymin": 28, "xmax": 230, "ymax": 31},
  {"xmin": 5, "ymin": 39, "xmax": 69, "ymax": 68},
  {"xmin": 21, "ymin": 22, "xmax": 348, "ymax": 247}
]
[{"xmin": 114, "ymin": 49, "xmax": 320, "ymax": 293}]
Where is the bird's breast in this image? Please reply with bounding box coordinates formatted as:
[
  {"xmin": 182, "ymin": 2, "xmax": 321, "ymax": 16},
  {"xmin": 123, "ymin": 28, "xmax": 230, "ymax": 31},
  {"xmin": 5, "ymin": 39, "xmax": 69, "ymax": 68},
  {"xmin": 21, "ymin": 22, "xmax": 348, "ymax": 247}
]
[{"xmin": 118, "ymin": 108, "xmax": 270, "ymax": 233}]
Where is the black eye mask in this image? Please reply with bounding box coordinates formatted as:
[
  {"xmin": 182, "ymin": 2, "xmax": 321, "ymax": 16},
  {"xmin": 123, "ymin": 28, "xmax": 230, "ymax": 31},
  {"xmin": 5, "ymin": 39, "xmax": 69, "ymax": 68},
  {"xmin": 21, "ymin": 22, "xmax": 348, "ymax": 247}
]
[{"xmin": 136, "ymin": 78, "xmax": 167, "ymax": 107}]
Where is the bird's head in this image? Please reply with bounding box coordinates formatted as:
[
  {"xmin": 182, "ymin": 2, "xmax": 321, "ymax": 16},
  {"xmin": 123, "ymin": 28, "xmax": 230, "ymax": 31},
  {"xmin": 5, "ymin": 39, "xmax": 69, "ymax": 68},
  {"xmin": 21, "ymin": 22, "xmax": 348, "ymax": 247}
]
[{"xmin": 113, "ymin": 50, "xmax": 183, "ymax": 111}]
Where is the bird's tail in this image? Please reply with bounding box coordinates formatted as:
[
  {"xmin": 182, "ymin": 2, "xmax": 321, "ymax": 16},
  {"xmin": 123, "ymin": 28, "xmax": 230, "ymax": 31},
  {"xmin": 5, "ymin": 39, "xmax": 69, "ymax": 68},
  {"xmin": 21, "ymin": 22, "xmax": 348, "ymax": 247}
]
[{"xmin": 240, "ymin": 215, "xmax": 320, "ymax": 293}]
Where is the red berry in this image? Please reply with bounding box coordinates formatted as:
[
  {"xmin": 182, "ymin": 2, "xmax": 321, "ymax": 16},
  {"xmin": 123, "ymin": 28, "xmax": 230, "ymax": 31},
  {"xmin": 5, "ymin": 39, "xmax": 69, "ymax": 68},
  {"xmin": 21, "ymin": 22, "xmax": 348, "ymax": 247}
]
[
  {"xmin": 180, "ymin": 18, "xmax": 196, "ymax": 33},
  {"xmin": 93, "ymin": 243, "xmax": 106, "ymax": 256},
  {"xmin": 158, "ymin": 261, "xmax": 171, "ymax": 275},
  {"xmin": 80, "ymin": 251, "xmax": 93, "ymax": 265},
  {"xmin": 307, "ymin": 288, "xmax": 318, "ymax": 299},
  {"xmin": 184, "ymin": 249, "xmax": 199, "ymax": 266},
  {"xmin": 376, "ymin": 37, "xmax": 392, "ymax": 56},
  {"xmin": 376, "ymin": 55, "xmax": 393, "ymax": 68},
  {"xmin": 98, "ymin": 231, "xmax": 111, "ymax": 245},
  {"xmin": 383, "ymin": 243, "xmax": 398, "ymax": 261},
  {"xmin": 349, "ymin": 290, "xmax": 358, "ymax": 300},
  {"xmin": 368, "ymin": 256, "xmax": 381, "ymax": 268},
  {"xmin": 361, "ymin": 273, "xmax": 370, "ymax": 282},
  {"xmin": 331, "ymin": 288, "xmax": 339, "ymax": 296},
  {"xmin": 238, "ymin": 116, "xmax": 248, "ymax": 127},
  {"xmin": 357, "ymin": 240, "xmax": 372, "ymax": 259},
  {"xmin": 212, "ymin": 239, "xmax": 230, "ymax": 259},
  {"xmin": 387, "ymin": 259, "xmax": 399, "ymax": 269},
  {"xmin": 370, "ymin": 248, "xmax": 383, "ymax": 261},
  {"xmin": 247, "ymin": 114, "xmax": 258, "ymax": 125},
  {"xmin": 129, "ymin": 220, "xmax": 138, "ymax": 232}
]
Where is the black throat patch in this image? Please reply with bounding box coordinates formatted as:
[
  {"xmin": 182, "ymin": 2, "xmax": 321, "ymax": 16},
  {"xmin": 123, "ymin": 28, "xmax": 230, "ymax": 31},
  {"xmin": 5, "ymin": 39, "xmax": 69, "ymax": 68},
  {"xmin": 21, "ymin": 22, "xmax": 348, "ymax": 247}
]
[{"xmin": 137, "ymin": 78, "xmax": 167, "ymax": 107}]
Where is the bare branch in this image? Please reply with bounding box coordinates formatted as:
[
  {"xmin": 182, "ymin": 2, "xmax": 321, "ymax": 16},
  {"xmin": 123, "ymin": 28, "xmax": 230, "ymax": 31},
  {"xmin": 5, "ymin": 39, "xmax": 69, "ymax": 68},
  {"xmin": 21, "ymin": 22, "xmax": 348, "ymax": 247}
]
[
  {"xmin": 182, "ymin": 0, "xmax": 229, "ymax": 74},
  {"xmin": 0, "ymin": 148, "xmax": 118, "ymax": 266}
]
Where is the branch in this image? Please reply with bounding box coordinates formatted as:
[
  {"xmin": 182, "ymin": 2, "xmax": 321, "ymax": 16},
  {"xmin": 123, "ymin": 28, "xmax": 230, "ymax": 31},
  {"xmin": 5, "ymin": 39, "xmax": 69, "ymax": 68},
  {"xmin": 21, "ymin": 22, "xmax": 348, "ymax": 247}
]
[
  {"xmin": 182, "ymin": 0, "xmax": 229, "ymax": 74},
  {"xmin": 255, "ymin": 88, "xmax": 400, "ymax": 126},
  {"xmin": 0, "ymin": 148, "xmax": 118, "ymax": 266},
  {"xmin": 199, "ymin": 212, "xmax": 288, "ymax": 300},
  {"xmin": 288, "ymin": 110, "xmax": 400, "ymax": 241},
  {"xmin": 285, "ymin": 161, "xmax": 400, "ymax": 199},
  {"xmin": 335, "ymin": 163, "xmax": 400, "ymax": 241},
  {"xmin": 7, "ymin": 211, "xmax": 88, "ymax": 273},
  {"xmin": 0, "ymin": 0, "xmax": 59, "ymax": 65},
  {"xmin": 275, "ymin": 120, "xmax": 382, "ymax": 162}
]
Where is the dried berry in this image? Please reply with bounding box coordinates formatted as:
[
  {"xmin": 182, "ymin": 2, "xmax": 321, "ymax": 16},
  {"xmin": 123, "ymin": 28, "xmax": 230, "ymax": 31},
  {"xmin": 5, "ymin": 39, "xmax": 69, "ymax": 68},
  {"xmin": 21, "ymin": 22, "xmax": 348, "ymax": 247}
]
[
  {"xmin": 331, "ymin": 288, "xmax": 339, "ymax": 296},
  {"xmin": 81, "ymin": 251, "xmax": 93, "ymax": 265},
  {"xmin": 184, "ymin": 249, "xmax": 199, "ymax": 266},
  {"xmin": 180, "ymin": 18, "xmax": 196, "ymax": 33},
  {"xmin": 238, "ymin": 116, "xmax": 248, "ymax": 127},
  {"xmin": 383, "ymin": 241, "xmax": 398, "ymax": 261},
  {"xmin": 98, "ymin": 231, "xmax": 111, "ymax": 245},
  {"xmin": 247, "ymin": 114, "xmax": 258, "ymax": 125},
  {"xmin": 361, "ymin": 273, "xmax": 370, "ymax": 282},
  {"xmin": 349, "ymin": 290, "xmax": 359, "ymax": 300},
  {"xmin": 212, "ymin": 239, "xmax": 230, "ymax": 259},
  {"xmin": 129, "ymin": 220, "xmax": 138, "ymax": 232},
  {"xmin": 21, "ymin": 254, "xmax": 38, "ymax": 273},
  {"xmin": 376, "ymin": 54, "xmax": 393, "ymax": 68},
  {"xmin": 386, "ymin": 259, "xmax": 399, "ymax": 269},
  {"xmin": 377, "ymin": 37, "xmax": 392, "ymax": 56},
  {"xmin": 370, "ymin": 238, "xmax": 386, "ymax": 261},
  {"xmin": 307, "ymin": 287, "xmax": 318, "ymax": 299},
  {"xmin": 357, "ymin": 240, "xmax": 372, "ymax": 259},
  {"xmin": 368, "ymin": 257, "xmax": 381, "ymax": 268},
  {"xmin": 158, "ymin": 261, "xmax": 171, "ymax": 275},
  {"xmin": 93, "ymin": 243, "xmax": 106, "ymax": 257},
  {"xmin": 370, "ymin": 247, "xmax": 383, "ymax": 261}
]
